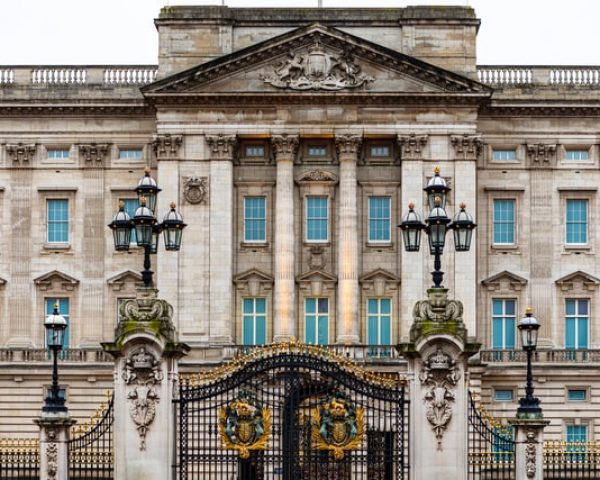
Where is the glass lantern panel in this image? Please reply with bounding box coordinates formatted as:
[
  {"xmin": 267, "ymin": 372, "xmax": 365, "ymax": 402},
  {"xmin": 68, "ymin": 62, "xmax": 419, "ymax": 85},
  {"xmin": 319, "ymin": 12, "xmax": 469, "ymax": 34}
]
[
  {"xmin": 164, "ymin": 227, "xmax": 183, "ymax": 251},
  {"xmin": 135, "ymin": 223, "xmax": 153, "ymax": 247}
]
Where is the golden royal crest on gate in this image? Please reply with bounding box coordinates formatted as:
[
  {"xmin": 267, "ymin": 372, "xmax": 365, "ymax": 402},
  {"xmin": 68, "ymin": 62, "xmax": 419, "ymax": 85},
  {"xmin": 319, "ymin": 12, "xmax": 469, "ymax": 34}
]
[
  {"xmin": 311, "ymin": 394, "xmax": 364, "ymax": 460},
  {"xmin": 219, "ymin": 393, "xmax": 271, "ymax": 459}
]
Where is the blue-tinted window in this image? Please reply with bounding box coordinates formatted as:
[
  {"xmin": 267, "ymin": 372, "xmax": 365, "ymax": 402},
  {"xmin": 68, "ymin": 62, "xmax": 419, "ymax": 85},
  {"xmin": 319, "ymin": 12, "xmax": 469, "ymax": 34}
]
[
  {"xmin": 493, "ymin": 199, "xmax": 515, "ymax": 244},
  {"xmin": 242, "ymin": 298, "xmax": 266, "ymax": 345},
  {"xmin": 566, "ymin": 299, "xmax": 589, "ymax": 349},
  {"xmin": 494, "ymin": 390, "xmax": 514, "ymax": 402},
  {"xmin": 245, "ymin": 145, "xmax": 265, "ymax": 157},
  {"xmin": 368, "ymin": 196, "xmax": 391, "ymax": 242},
  {"xmin": 47, "ymin": 199, "xmax": 69, "ymax": 243},
  {"xmin": 305, "ymin": 298, "xmax": 329, "ymax": 345},
  {"xmin": 47, "ymin": 149, "xmax": 70, "ymax": 159},
  {"xmin": 566, "ymin": 425, "xmax": 587, "ymax": 461},
  {"xmin": 370, "ymin": 145, "xmax": 390, "ymax": 157},
  {"xmin": 119, "ymin": 149, "xmax": 143, "ymax": 159},
  {"xmin": 121, "ymin": 198, "xmax": 139, "ymax": 244},
  {"xmin": 492, "ymin": 149, "xmax": 517, "ymax": 161},
  {"xmin": 367, "ymin": 298, "xmax": 392, "ymax": 345},
  {"xmin": 566, "ymin": 199, "xmax": 588, "ymax": 244},
  {"xmin": 565, "ymin": 150, "xmax": 589, "ymax": 161},
  {"xmin": 306, "ymin": 196, "xmax": 328, "ymax": 242},
  {"xmin": 308, "ymin": 145, "xmax": 327, "ymax": 156},
  {"xmin": 244, "ymin": 197, "xmax": 266, "ymax": 242},
  {"xmin": 568, "ymin": 389, "xmax": 587, "ymax": 401},
  {"xmin": 492, "ymin": 299, "xmax": 516, "ymax": 349},
  {"xmin": 45, "ymin": 298, "xmax": 70, "ymax": 348}
]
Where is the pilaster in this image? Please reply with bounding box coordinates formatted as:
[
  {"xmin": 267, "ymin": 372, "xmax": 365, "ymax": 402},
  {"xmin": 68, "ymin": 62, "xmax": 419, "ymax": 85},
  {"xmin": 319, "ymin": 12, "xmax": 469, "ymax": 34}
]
[
  {"xmin": 271, "ymin": 134, "xmax": 299, "ymax": 342},
  {"xmin": 35, "ymin": 413, "xmax": 75, "ymax": 480},
  {"xmin": 510, "ymin": 419, "xmax": 549, "ymax": 480},
  {"xmin": 335, "ymin": 134, "xmax": 362, "ymax": 344},
  {"xmin": 206, "ymin": 134, "xmax": 237, "ymax": 343}
]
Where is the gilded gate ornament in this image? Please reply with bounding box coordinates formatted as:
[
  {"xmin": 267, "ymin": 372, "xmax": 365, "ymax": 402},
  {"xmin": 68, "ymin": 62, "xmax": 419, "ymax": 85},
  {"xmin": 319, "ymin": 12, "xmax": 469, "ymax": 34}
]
[
  {"xmin": 311, "ymin": 394, "xmax": 364, "ymax": 460},
  {"xmin": 219, "ymin": 393, "xmax": 271, "ymax": 459}
]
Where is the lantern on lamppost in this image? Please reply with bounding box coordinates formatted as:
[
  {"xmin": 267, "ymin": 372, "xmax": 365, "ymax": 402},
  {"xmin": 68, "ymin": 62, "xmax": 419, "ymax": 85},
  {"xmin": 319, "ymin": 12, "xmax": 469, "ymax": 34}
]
[
  {"xmin": 42, "ymin": 302, "xmax": 68, "ymax": 413},
  {"xmin": 516, "ymin": 308, "xmax": 542, "ymax": 418}
]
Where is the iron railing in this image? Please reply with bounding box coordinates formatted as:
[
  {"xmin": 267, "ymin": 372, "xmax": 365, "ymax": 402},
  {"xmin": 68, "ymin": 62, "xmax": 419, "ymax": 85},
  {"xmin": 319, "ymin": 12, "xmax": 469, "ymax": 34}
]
[
  {"xmin": 544, "ymin": 440, "xmax": 600, "ymax": 479},
  {"xmin": 468, "ymin": 392, "xmax": 515, "ymax": 480},
  {"xmin": 0, "ymin": 438, "xmax": 39, "ymax": 479},
  {"xmin": 68, "ymin": 393, "xmax": 114, "ymax": 479}
]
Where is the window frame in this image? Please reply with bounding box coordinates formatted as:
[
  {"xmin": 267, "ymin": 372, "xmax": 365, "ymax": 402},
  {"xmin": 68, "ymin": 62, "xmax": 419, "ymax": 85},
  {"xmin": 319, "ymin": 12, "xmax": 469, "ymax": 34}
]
[
  {"xmin": 242, "ymin": 297, "xmax": 267, "ymax": 346},
  {"xmin": 304, "ymin": 297, "xmax": 329, "ymax": 345},
  {"xmin": 491, "ymin": 298, "xmax": 517, "ymax": 350},
  {"xmin": 565, "ymin": 198, "xmax": 589, "ymax": 246},
  {"xmin": 492, "ymin": 198, "xmax": 516, "ymax": 246},
  {"xmin": 120, "ymin": 198, "xmax": 139, "ymax": 245},
  {"xmin": 565, "ymin": 298, "xmax": 590, "ymax": 349},
  {"xmin": 46, "ymin": 198, "xmax": 70, "ymax": 245},
  {"xmin": 493, "ymin": 388, "xmax": 515, "ymax": 402},
  {"xmin": 491, "ymin": 148, "xmax": 518, "ymax": 162},
  {"xmin": 44, "ymin": 297, "xmax": 70, "ymax": 348},
  {"xmin": 46, "ymin": 148, "xmax": 71, "ymax": 160},
  {"xmin": 305, "ymin": 195, "xmax": 329, "ymax": 243},
  {"xmin": 243, "ymin": 196, "xmax": 267, "ymax": 244},
  {"xmin": 564, "ymin": 149, "xmax": 590, "ymax": 161},
  {"xmin": 566, "ymin": 388, "xmax": 588, "ymax": 402},
  {"xmin": 366, "ymin": 298, "xmax": 392, "ymax": 346},
  {"xmin": 367, "ymin": 196, "xmax": 392, "ymax": 244},
  {"xmin": 118, "ymin": 148, "xmax": 144, "ymax": 160}
]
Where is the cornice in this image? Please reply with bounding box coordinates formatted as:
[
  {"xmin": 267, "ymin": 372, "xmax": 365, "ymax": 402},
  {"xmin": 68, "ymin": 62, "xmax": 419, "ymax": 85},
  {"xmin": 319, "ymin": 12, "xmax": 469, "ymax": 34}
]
[{"xmin": 0, "ymin": 103, "xmax": 154, "ymax": 116}]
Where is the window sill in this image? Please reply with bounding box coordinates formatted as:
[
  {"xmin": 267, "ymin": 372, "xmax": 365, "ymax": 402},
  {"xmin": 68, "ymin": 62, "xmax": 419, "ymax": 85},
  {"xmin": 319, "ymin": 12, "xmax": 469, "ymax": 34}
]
[
  {"xmin": 43, "ymin": 243, "xmax": 71, "ymax": 252},
  {"xmin": 563, "ymin": 245, "xmax": 592, "ymax": 254},
  {"xmin": 366, "ymin": 242, "xmax": 394, "ymax": 251},
  {"xmin": 303, "ymin": 241, "xmax": 331, "ymax": 247},
  {"xmin": 490, "ymin": 244, "xmax": 520, "ymax": 254},
  {"xmin": 240, "ymin": 242, "xmax": 269, "ymax": 251}
]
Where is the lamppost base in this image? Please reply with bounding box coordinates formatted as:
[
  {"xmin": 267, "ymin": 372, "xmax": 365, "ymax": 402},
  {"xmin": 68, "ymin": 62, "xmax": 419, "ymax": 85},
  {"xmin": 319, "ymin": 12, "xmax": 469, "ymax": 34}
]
[
  {"xmin": 42, "ymin": 405, "xmax": 68, "ymax": 414},
  {"xmin": 516, "ymin": 398, "xmax": 543, "ymax": 419}
]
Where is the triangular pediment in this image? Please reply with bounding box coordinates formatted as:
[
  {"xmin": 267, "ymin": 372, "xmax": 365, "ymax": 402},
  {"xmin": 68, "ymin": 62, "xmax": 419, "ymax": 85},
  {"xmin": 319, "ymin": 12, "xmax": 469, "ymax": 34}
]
[
  {"xmin": 359, "ymin": 268, "xmax": 400, "ymax": 285},
  {"xmin": 234, "ymin": 268, "xmax": 274, "ymax": 285},
  {"xmin": 556, "ymin": 271, "xmax": 600, "ymax": 291},
  {"xmin": 296, "ymin": 269, "xmax": 338, "ymax": 283},
  {"xmin": 107, "ymin": 270, "xmax": 142, "ymax": 291},
  {"xmin": 481, "ymin": 270, "xmax": 527, "ymax": 292},
  {"xmin": 143, "ymin": 23, "xmax": 489, "ymax": 102},
  {"xmin": 34, "ymin": 270, "xmax": 79, "ymax": 291}
]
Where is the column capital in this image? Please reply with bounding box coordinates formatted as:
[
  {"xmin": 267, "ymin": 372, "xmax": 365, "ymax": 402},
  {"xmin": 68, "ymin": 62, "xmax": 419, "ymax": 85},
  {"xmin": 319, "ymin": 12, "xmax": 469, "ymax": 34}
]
[
  {"xmin": 153, "ymin": 134, "xmax": 183, "ymax": 160},
  {"xmin": 450, "ymin": 134, "xmax": 482, "ymax": 160},
  {"xmin": 271, "ymin": 134, "xmax": 299, "ymax": 160},
  {"xmin": 205, "ymin": 133, "xmax": 237, "ymax": 161},
  {"xmin": 397, "ymin": 133, "xmax": 428, "ymax": 160},
  {"xmin": 335, "ymin": 134, "xmax": 363, "ymax": 159}
]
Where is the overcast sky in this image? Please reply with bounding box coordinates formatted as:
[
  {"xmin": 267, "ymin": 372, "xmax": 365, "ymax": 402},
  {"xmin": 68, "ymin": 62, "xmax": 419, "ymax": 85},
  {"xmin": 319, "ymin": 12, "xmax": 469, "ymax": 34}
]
[{"xmin": 1, "ymin": 0, "xmax": 599, "ymax": 66}]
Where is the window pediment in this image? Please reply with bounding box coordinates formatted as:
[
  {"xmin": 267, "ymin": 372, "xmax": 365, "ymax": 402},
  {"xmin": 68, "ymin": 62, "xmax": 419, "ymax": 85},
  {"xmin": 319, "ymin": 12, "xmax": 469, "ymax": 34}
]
[
  {"xmin": 360, "ymin": 268, "xmax": 400, "ymax": 296},
  {"xmin": 295, "ymin": 170, "xmax": 338, "ymax": 185},
  {"xmin": 481, "ymin": 270, "xmax": 527, "ymax": 292},
  {"xmin": 234, "ymin": 269, "xmax": 274, "ymax": 296},
  {"xmin": 556, "ymin": 271, "xmax": 600, "ymax": 292},
  {"xmin": 107, "ymin": 270, "xmax": 142, "ymax": 291},
  {"xmin": 34, "ymin": 270, "xmax": 79, "ymax": 291},
  {"xmin": 297, "ymin": 269, "xmax": 337, "ymax": 297}
]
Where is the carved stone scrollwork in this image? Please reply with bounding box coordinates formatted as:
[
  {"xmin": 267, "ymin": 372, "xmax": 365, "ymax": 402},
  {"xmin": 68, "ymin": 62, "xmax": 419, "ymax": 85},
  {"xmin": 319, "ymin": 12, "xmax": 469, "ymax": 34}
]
[
  {"xmin": 79, "ymin": 143, "xmax": 110, "ymax": 167},
  {"xmin": 271, "ymin": 134, "xmax": 299, "ymax": 159},
  {"xmin": 525, "ymin": 429, "xmax": 537, "ymax": 478},
  {"xmin": 261, "ymin": 45, "xmax": 373, "ymax": 91},
  {"xmin": 206, "ymin": 134, "xmax": 237, "ymax": 161},
  {"xmin": 450, "ymin": 134, "xmax": 483, "ymax": 160},
  {"xmin": 117, "ymin": 293, "xmax": 176, "ymax": 342},
  {"xmin": 419, "ymin": 346, "xmax": 461, "ymax": 450},
  {"xmin": 413, "ymin": 289, "xmax": 463, "ymax": 323},
  {"xmin": 334, "ymin": 134, "xmax": 362, "ymax": 158},
  {"xmin": 6, "ymin": 143, "xmax": 36, "ymax": 166},
  {"xmin": 527, "ymin": 143, "xmax": 556, "ymax": 166},
  {"xmin": 183, "ymin": 176, "xmax": 208, "ymax": 205},
  {"xmin": 153, "ymin": 134, "xmax": 183, "ymax": 159},
  {"xmin": 45, "ymin": 428, "xmax": 58, "ymax": 480},
  {"xmin": 296, "ymin": 170, "xmax": 338, "ymax": 184},
  {"xmin": 308, "ymin": 245, "xmax": 326, "ymax": 270},
  {"xmin": 397, "ymin": 134, "xmax": 428, "ymax": 160},
  {"xmin": 123, "ymin": 347, "xmax": 164, "ymax": 451}
]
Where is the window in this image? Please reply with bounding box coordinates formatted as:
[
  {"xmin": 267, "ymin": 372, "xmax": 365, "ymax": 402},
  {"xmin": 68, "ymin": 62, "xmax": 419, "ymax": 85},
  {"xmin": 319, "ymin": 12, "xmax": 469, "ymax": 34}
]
[
  {"xmin": 305, "ymin": 298, "xmax": 329, "ymax": 345},
  {"xmin": 566, "ymin": 199, "xmax": 588, "ymax": 245},
  {"xmin": 492, "ymin": 149, "xmax": 517, "ymax": 161},
  {"xmin": 119, "ymin": 149, "xmax": 143, "ymax": 160},
  {"xmin": 367, "ymin": 298, "xmax": 391, "ymax": 345},
  {"xmin": 243, "ymin": 197, "xmax": 266, "ymax": 243},
  {"xmin": 308, "ymin": 145, "xmax": 327, "ymax": 156},
  {"xmin": 306, "ymin": 196, "xmax": 328, "ymax": 242},
  {"xmin": 493, "ymin": 199, "xmax": 515, "ymax": 245},
  {"xmin": 492, "ymin": 299, "xmax": 516, "ymax": 349},
  {"xmin": 242, "ymin": 298, "xmax": 266, "ymax": 345},
  {"xmin": 567, "ymin": 389, "xmax": 587, "ymax": 401},
  {"xmin": 370, "ymin": 145, "xmax": 390, "ymax": 157},
  {"xmin": 121, "ymin": 198, "xmax": 139, "ymax": 244},
  {"xmin": 565, "ymin": 149, "xmax": 589, "ymax": 161},
  {"xmin": 245, "ymin": 145, "xmax": 265, "ymax": 157},
  {"xmin": 565, "ymin": 299, "xmax": 589, "ymax": 349},
  {"xmin": 566, "ymin": 425, "xmax": 587, "ymax": 461},
  {"xmin": 47, "ymin": 149, "xmax": 70, "ymax": 159},
  {"xmin": 494, "ymin": 389, "xmax": 514, "ymax": 402},
  {"xmin": 45, "ymin": 298, "xmax": 70, "ymax": 348},
  {"xmin": 47, "ymin": 199, "xmax": 69, "ymax": 243},
  {"xmin": 368, "ymin": 196, "xmax": 391, "ymax": 243},
  {"xmin": 492, "ymin": 426, "xmax": 514, "ymax": 462}
]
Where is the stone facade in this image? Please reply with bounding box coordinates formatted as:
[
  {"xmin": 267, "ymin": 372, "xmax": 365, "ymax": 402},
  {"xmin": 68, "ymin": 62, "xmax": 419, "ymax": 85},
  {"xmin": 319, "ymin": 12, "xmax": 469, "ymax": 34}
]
[{"xmin": 0, "ymin": 5, "xmax": 599, "ymax": 442}]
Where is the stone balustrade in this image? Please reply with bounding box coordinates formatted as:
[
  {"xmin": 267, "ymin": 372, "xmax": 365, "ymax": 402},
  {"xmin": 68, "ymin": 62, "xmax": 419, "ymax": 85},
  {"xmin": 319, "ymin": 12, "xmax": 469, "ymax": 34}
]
[
  {"xmin": 0, "ymin": 347, "xmax": 112, "ymax": 362},
  {"xmin": 0, "ymin": 65, "xmax": 158, "ymax": 86},
  {"xmin": 478, "ymin": 65, "xmax": 600, "ymax": 86},
  {"xmin": 480, "ymin": 348, "xmax": 600, "ymax": 363}
]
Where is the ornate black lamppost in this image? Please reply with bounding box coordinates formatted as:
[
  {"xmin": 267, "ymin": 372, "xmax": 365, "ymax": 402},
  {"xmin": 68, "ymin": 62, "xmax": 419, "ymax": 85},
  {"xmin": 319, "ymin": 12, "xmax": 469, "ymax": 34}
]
[
  {"xmin": 43, "ymin": 302, "xmax": 68, "ymax": 413},
  {"xmin": 517, "ymin": 308, "xmax": 542, "ymax": 418},
  {"xmin": 108, "ymin": 167, "xmax": 187, "ymax": 287},
  {"xmin": 399, "ymin": 167, "xmax": 476, "ymax": 286}
]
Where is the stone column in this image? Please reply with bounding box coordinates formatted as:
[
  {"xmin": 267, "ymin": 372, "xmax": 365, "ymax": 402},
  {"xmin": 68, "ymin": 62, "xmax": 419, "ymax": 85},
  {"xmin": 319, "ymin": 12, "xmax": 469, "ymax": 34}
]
[
  {"xmin": 271, "ymin": 135, "xmax": 299, "ymax": 342},
  {"xmin": 35, "ymin": 413, "xmax": 75, "ymax": 480},
  {"xmin": 102, "ymin": 287, "xmax": 189, "ymax": 480},
  {"xmin": 511, "ymin": 419, "xmax": 549, "ymax": 480},
  {"xmin": 335, "ymin": 134, "xmax": 362, "ymax": 344},
  {"xmin": 401, "ymin": 287, "xmax": 479, "ymax": 480},
  {"xmin": 206, "ymin": 134, "xmax": 237, "ymax": 344}
]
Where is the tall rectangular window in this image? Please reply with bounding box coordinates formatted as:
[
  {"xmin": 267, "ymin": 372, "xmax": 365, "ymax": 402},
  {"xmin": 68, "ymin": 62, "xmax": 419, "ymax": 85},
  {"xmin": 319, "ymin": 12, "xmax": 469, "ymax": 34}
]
[
  {"xmin": 492, "ymin": 149, "xmax": 517, "ymax": 161},
  {"xmin": 242, "ymin": 298, "xmax": 266, "ymax": 345},
  {"xmin": 566, "ymin": 425, "xmax": 587, "ymax": 461},
  {"xmin": 367, "ymin": 298, "xmax": 391, "ymax": 345},
  {"xmin": 368, "ymin": 196, "xmax": 391, "ymax": 243},
  {"xmin": 566, "ymin": 299, "xmax": 589, "ymax": 349},
  {"xmin": 244, "ymin": 196, "xmax": 266, "ymax": 242},
  {"xmin": 492, "ymin": 299, "xmax": 516, "ymax": 349},
  {"xmin": 47, "ymin": 149, "xmax": 70, "ymax": 159},
  {"xmin": 565, "ymin": 150, "xmax": 589, "ymax": 161},
  {"xmin": 305, "ymin": 298, "xmax": 329, "ymax": 345},
  {"xmin": 566, "ymin": 199, "xmax": 588, "ymax": 244},
  {"xmin": 45, "ymin": 298, "xmax": 70, "ymax": 348},
  {"xmin": 306, "ymin": 196, "xmax": 328, "ymax": 242},
  {"xmin": 493, "ymin": 199, "xmax": 515, "ymax": 245},
  {"xmin": 47, "ymin": 199, "xmax": 69, "ymax": 243},
  {"xmin": 121, "ymin": 198, "xmax": 139, "ymax": 244}
]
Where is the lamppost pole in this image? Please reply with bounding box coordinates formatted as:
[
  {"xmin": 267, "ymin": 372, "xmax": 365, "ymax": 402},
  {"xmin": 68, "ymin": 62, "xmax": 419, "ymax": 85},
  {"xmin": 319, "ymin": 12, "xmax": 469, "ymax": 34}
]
[
  {"xmin": 42, "ymin": 302, "xmax": 67, "ymax": 413},
  {"xmin": 142, "ymin": 244, "xmax": 153, "ymax": 287},
  {"xmin": 517, "ymin": 307, "xmax": 542, "ymax": 418}
]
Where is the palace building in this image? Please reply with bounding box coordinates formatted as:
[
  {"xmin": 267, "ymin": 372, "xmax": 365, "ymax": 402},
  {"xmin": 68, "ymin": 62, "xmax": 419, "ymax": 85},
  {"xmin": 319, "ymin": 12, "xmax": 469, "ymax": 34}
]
[{"xmin": 1, "ymin": 5, "xmax": 600, "ymax": 444}]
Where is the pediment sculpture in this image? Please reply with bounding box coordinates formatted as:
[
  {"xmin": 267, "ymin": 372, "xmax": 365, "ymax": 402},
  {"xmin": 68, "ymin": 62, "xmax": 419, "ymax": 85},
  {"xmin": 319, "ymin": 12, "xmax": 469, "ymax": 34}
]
[{"xmin": 261, "ymin": 44, "xmax": 373, "ymax": 91}]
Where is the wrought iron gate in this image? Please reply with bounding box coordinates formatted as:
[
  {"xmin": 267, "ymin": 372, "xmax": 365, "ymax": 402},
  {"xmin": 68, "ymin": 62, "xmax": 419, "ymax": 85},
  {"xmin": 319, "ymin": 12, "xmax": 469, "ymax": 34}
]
[
  {"xmin": 468, "ymin": 391, "xmax": 515, "ymax": 480},
  {"xmin": 175, "ymin": 344, "xmax": 409, "ymax": 480}
]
